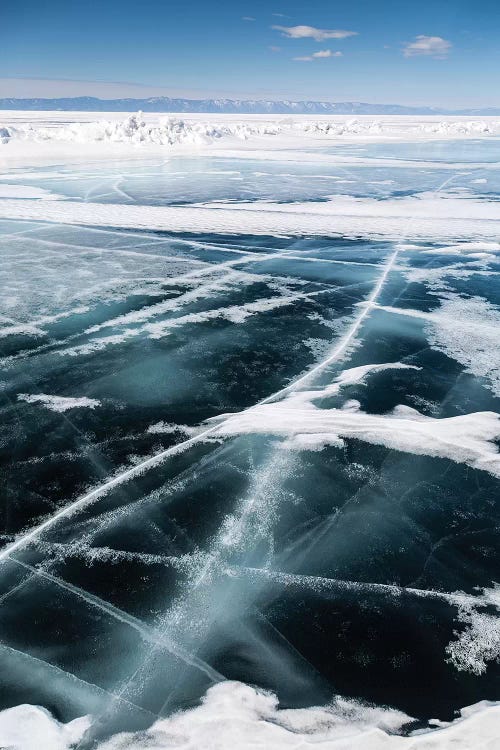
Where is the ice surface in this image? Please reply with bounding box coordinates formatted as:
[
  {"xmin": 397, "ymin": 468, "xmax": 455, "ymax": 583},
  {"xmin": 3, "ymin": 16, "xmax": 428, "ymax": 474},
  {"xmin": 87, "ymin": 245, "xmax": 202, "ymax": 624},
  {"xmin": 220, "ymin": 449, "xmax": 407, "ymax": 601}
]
[
  {"xmin": 0, "ymin": 116, "xmax": 499, "ymax": 749},
  {"xmin": 371, "ymin": 295, "xmax": 500, "ymax": 396}
]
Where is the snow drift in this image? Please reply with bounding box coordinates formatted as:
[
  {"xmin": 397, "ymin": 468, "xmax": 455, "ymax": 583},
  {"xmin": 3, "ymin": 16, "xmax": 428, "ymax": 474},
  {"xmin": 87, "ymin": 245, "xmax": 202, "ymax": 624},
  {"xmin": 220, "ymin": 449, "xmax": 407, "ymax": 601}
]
[
  {"xmin": 1, "ymin": 113, "xmax": 499, "ymax": 147},
  {"xmin": 1, "ymin": 682, "xmax": 499, "ymax": 750}
]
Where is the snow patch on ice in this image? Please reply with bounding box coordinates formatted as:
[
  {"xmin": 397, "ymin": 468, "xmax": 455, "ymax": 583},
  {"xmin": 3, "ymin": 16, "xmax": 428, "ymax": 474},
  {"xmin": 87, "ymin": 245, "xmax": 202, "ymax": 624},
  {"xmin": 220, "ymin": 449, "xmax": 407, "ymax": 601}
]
[
  {"xmin": 18, "ymin": 393, "xmax": 101, "ymax": 412},
  {"xmin": 61, "ymin": 293, "xmax": 316, "ymax": 357},
  {"xmin": 374, "ymin": 295, "xmax": 500, "ymax": 396},
  {"xmin": 283, "ymin": 432, "xmax": 346, "ymax": 451},
  {"xmin": 147, "ymin": 421, "xmax": 201, "ymax": 437},
  {"xmin": 0, "ymin": 323, "xmax": 46, "ymax": 339},
  {"xmin": 420, "ymin": 241, "xmax": 500, "ymax": 260},
  {"xmin": 446, "ymin": 584, "xmax": 500, "ymax": 675},
  {"xmin": 209, "ymin": 363, "xmax": 500, "ymax": 476},
  {"xmin": 0, "ymin": 184, "xmax": 61, "ymax": 200},
  {"xmin": 425, "ymin": 294, "xmax": 500, "ymax": 396},
  {"xmin": 447, "ymin": 607, "xmax": 500, "ymax": 676}
]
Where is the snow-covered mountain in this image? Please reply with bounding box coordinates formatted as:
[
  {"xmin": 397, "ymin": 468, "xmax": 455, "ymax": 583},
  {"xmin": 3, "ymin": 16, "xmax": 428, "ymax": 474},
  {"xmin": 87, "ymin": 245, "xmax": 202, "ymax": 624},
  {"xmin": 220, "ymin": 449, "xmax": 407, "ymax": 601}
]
[{"xmin": 1, "ymin": 96, "xmax": 499, "ymax": 115}]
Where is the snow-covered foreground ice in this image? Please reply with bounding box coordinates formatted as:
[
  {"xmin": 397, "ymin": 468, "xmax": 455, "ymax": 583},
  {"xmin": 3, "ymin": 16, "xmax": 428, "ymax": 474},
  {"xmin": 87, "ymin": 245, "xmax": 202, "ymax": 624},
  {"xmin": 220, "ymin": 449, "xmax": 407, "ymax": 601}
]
[
  {"xmin": 1, "ymin": 682, "xmax": 500, "ymax": 750},
  {"xmin": 0, "ymin": 114, "xmax": 499, "ymax": 749}
]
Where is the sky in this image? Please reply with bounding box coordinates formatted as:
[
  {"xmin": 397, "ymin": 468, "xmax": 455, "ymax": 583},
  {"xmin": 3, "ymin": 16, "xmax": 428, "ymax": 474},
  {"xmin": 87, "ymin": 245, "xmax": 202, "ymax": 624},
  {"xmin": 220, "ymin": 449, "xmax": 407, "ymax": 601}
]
[{"xmin": 1, "ymin": 0, "xmax": 499, "ymax": 107}]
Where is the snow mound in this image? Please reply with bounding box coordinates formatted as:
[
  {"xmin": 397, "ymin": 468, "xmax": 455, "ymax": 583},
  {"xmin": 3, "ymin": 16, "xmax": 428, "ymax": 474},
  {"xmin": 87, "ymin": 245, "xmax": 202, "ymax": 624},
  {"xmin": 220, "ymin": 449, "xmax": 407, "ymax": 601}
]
[
  {"xmin": 0, "ymin": 704, "xmax": 90, "ymax": 750},
  {"xmin": 0, "ymin": 126, "xmax": 11, "ymax": 143},
  {"xmin": 0, "ymin": 113, "xmax": 281, "ymax": 146},
  {"xmin": 2, "ymin": 682, "xmax": 497, "ymax": 750},
  {"xmin": 1, "ymin": 114, "xmax": 499, "ymax": 147},
  {"xmin": 422, "ymin": 120, "xmax": 497, "ymax": 135}
]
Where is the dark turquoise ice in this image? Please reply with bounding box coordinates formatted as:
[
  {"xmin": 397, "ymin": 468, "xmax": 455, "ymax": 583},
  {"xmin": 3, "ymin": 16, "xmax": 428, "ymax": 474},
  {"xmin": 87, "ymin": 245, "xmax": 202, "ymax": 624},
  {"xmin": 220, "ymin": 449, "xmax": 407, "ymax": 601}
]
[{"xmin": 0, "ymin": 140, "xmax": 499, "ymax": 745}]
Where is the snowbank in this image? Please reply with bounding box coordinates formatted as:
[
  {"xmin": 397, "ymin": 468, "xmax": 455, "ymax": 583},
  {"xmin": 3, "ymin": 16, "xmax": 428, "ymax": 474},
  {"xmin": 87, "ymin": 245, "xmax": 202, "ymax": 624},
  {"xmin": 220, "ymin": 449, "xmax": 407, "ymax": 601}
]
[
  {"xmin": 1, "ymin": 682, "xmax": 499, "ymax": 750},
  {"xmin": 0, "ymin": 704, "xmax": 90, "ymax": 750},
  {"xmin": 0, "ymin": 112, "xmax": 499, "ymax": 147},
  {"xmin": 96, "ymin": 685, "xmax": 500, "ymax": 750},
  {"xmin": 0, "ymin": 113, "xmax": 281, "ymax": 146}
]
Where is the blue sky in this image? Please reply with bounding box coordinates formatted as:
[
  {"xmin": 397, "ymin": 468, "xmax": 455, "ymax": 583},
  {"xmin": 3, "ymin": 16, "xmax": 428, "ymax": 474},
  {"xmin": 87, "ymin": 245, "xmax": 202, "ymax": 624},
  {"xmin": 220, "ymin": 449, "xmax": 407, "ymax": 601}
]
[{"xmin": 1, "ymin": 0, "xmax": 499, "ymax": 106}]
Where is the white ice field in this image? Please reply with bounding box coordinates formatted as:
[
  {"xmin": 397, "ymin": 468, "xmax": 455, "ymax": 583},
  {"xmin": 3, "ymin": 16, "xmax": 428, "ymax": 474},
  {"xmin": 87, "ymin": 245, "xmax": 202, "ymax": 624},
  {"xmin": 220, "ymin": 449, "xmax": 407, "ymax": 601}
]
[{"xmin": 0, "ymin": 112, "xmax": 499, "ymax": 749}]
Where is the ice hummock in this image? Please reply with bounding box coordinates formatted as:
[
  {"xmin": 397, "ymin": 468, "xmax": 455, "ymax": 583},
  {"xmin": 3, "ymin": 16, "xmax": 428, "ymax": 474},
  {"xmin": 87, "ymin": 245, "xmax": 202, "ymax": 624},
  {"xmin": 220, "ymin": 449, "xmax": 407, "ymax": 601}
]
[{"xmin": 0, "ymin": 112, "xmax": 499, "ymax": 147}]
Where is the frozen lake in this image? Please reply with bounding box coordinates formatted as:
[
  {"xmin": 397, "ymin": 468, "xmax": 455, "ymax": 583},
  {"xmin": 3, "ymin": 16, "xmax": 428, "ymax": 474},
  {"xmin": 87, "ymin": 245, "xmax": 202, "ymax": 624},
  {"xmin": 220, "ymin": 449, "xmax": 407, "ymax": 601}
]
[{"xmin": 0, "ymin": 115, "xmax": 499, "ymax": 748}]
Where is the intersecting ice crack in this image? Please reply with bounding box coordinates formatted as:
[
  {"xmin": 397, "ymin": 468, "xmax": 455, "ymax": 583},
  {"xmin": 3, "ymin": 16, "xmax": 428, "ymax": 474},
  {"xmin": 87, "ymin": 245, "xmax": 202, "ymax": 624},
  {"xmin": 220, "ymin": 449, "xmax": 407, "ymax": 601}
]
[
  {"xmin": 8, "ymin": 558, "xmax": 223, "ymax": 684},
  {"xmin": 2, "ymin": 152, "xmax": 500, "ymax": 745},
  {"xmin": 232, "ymin": 567, "xmax": 495, "ymax": 609},
  {"xmin": 0, "ymin": 246, "xmax": 400, "ymax": 563},
  {"xmin": 0, "ymin": 236, "xmax": 371, "ymax": 365},
  {"xmin": 0, "ymin": 642, "xmax": 159, "ymax": 723},
  {"xmin": 119, "ymin": 447, "xmax": 296, "ymax": 718},
  {"xmin": 0, "ymin": 167, "xmax": 486, "ymax": 550},
  {"xmin": 0, "ymin": 241, "xmax": 403, "ymax": 738}
]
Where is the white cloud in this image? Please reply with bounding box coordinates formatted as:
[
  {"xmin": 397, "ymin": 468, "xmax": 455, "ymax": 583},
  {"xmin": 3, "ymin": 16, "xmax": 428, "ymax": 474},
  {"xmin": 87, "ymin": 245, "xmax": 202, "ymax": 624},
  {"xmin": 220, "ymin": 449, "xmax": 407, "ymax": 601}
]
[
  {"xmin": 242, "ymin": 16, "xmax": 256, "ymax": 21},
  {"xmin": 403, "ymin": 35, "xmax": 452, "ymax": 58},
  {"xmin": 312, "ymin": 49, "xmax": 342, "ymax": 58},
  {"xmin": 294, "ymin": 49, "xmax": 343, "ymax": 61},
  {"xmin": 272, "ymin": 25, "xmax": 357, "ymax": 41},
  {"xmin": 269, "ymin": 45, "xmax": 282, "ymax": 52}
]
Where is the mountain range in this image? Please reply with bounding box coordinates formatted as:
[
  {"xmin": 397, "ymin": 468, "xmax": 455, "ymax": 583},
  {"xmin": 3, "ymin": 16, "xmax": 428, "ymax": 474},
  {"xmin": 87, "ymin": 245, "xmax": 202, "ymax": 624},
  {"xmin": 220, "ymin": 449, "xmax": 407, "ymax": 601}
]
[{"xmin": 1, "ymin": 96, "xmax": 499, "ymax": 116}]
